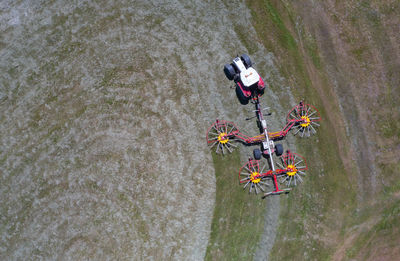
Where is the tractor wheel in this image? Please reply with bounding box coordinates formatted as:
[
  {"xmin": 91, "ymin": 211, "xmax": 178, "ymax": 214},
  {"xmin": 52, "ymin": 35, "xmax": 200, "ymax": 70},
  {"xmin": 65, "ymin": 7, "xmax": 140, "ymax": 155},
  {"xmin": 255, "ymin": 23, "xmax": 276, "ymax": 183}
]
[
  {"xmin": 224, "ymin": 63, "xmax": 236, "ymax": 80},
  {"xmin": 253, "ymin": 148, "xmax": 262, "ymax": 160},
  {"xmin": 241, "ymin": 54, "xmax": 252, "ymax": 68},
  {"xmin": 235, "ymin": 85, "xmax": 249, "ymax": 105},
  {"xmin": 275, "ymin": 143, "xmax": 283, "ymax": 156}
]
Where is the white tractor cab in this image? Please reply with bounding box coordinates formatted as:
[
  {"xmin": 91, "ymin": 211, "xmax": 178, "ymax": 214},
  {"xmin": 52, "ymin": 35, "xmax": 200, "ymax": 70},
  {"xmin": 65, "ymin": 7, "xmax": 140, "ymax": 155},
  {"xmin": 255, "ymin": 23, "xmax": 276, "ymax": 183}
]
[{"xmin": 224, "ymin": 54, "xmax": 265, "ymax": 105}]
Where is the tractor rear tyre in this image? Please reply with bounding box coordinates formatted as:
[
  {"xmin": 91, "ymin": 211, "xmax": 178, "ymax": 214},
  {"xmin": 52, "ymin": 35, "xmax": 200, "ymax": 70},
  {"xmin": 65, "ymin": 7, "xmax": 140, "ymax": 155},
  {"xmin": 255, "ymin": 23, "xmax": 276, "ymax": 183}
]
[
  {"xmin": 235, "ymin": 85, "xmax": 249, "ymax": 105},
  {"xmin": 241, "ymin": 54, "xmax": 252, "ymax": 68},
  {"xmin": 224, "ymin": 64, "xmax": 236, "ymax": 80},
  {"xmin": 253, "ymin": 148, "xmax": 262, "ymax": 160},
  {"xmin": 275, "ymin": 143, "xmax": 283, "ymax": 156}
]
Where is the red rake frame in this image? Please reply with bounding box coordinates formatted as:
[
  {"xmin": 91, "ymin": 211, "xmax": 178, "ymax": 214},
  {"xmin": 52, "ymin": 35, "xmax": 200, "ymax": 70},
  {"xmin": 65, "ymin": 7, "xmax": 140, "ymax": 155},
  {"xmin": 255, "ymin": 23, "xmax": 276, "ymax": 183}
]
[{"xmin": 206, "ymin": 102, "xmax": 321, "ymax": 153}]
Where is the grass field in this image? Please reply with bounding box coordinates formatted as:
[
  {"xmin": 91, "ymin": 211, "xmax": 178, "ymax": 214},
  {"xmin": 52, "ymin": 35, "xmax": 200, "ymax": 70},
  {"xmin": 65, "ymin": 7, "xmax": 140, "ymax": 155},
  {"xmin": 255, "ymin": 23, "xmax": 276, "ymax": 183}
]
[
  {"xmin": 205, "ymin": 151, "xmax": 266, "ymax": 260},
  {"xmin": 246, "ymin": 0, "xmax": 400, "ymax": 260},
  {"xmin": 1, "ymin": 0, "xmax": 398, "ymax": 260}
]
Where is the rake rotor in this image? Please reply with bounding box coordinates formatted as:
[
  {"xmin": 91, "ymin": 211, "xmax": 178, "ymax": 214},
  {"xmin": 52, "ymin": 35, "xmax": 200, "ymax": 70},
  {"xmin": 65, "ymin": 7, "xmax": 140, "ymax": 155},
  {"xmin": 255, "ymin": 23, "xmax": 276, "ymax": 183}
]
[
  {"xmin": 239, "ymin": 159, "xmax": 271, "ymax": 194},
  {"xmin": 287, "ymin": 102, "xmax": 321, "ymax": 138},
  {"xmin": 277, "ymin": 152, "xmax": 308, "ymax": 187},
  {"xmin": 206, "ymin": 120, "xmax": 238, "ymax": 154}
]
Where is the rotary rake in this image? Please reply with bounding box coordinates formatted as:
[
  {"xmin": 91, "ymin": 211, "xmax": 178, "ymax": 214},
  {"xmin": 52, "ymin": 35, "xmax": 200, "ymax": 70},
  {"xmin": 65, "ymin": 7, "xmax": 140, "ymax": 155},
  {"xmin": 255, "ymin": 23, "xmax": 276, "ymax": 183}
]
[{"xmin": 206, "ymin": 99, "xmax": 321, "ymax": 198}]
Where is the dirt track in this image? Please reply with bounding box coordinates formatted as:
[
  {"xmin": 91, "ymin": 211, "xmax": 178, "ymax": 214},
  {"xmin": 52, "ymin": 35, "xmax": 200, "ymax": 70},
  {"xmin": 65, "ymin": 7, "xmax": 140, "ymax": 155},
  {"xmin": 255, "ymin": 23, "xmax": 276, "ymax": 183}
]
[{"xmin": 0, "ymin": 1, "xmax": 296, "ymax": 259}]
